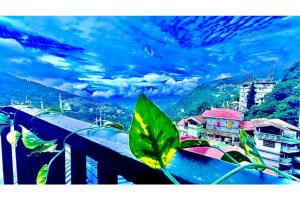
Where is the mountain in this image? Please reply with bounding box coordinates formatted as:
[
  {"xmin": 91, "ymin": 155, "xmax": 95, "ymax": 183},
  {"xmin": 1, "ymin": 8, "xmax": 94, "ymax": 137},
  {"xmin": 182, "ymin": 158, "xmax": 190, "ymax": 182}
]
[
  {"xmin": 246, "ymin": 61, "xmax": 300, "ymax": 126},
  {"xmin": 0, "ymin": 72, "xmax": 132, "ymax": 129},
  {"xmin": 165, "ymin": 76, "xmax": 243, "ymax": 122},
  {"xmin": 165, "ymin": 68, "xmax": 288, "ymax": 123}
]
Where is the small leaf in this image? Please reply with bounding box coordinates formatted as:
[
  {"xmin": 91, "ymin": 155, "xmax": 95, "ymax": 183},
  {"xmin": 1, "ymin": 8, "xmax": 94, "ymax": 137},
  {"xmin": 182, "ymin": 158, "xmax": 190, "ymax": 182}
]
[
  {"xmin": 239, "ymin": 129, "xmax": 265, "ymax": 165},
  {"xmin": 62, "ymin": 102, "xmax": 72, "ymax": 111},
  {"xmin": 21, "ymin": 125, "xmax": 57, "ymax": 150},
  {"xmin": 6, "ymin": 126, "xmax": 21, "ymax": 148},
  {"xmin": 36, "ymin": 164, "xmax": 49, "ymax": 185},
  {"xmin": 221, "ymin": 150, "xmax": 251, "ymax": 164},
  {"xmin": 30, "ymin": 143, "xmax": 58, "ymax": 156},
  {"xmin": 0, "ymin": 113, "xmax": 8, "ymax": 124},
  {"xmin": 180, "ymin": 139, "xmax": 210, "ymax": 149},
  {"xmin": 104, "ymin": 121, "xmax": 126, "ymax": 132},
  {"xmin": 129, "ymin": 93, "xmax": 180, "ymax": 169}
]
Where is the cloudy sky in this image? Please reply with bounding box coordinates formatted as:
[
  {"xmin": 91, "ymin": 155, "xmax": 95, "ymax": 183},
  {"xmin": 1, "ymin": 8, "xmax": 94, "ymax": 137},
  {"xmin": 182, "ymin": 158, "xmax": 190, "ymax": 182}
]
[{"xmin": 0, "ymin": 16, "xmax": 300, "ymax": 98}]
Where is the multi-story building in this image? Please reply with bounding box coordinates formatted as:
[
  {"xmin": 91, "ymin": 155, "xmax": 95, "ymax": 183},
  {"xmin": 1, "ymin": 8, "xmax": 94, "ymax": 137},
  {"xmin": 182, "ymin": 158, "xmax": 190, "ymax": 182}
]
[
  {"xmin": 239, "ymin": 80, "xmax": 276, "ymax": 113},
  {"xmin": 202, "ymin": 108, "xmax": 243, "ymax": 145},
  {"xmin": 252, "ymin": 118, "xmax": 300, "ymax": 177},
  {"xmin": 177, "ymin": 115, "xmax": 205, "ymax": 137}
]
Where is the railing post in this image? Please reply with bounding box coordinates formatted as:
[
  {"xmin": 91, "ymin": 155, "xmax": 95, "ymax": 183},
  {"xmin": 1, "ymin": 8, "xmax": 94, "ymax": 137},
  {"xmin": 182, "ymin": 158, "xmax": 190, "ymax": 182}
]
[
  {"xmin": 0, "ymin": 125, "xmax": 14, "ymax": 184},
  {"xmin": 97, "ymin": 162, "xmax": 118, "ymax": 184},
  {"xmin": 71, "ymin": 147, "xmax": 86, "ymax": 184}
]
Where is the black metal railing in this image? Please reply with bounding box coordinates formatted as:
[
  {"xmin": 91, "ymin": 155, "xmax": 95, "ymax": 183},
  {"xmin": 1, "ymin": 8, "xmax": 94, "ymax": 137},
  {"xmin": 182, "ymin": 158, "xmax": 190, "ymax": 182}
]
[{"xmin": 0, "ymin": 106, "xmax": 297, "ymax": 184}]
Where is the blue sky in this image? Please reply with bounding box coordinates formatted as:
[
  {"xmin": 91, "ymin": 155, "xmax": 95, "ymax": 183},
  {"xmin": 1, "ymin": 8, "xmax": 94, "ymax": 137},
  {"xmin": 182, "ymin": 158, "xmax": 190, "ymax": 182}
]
[{"xmin": 0, "ymin": 16, "xmax": 300, "ymax": 98}]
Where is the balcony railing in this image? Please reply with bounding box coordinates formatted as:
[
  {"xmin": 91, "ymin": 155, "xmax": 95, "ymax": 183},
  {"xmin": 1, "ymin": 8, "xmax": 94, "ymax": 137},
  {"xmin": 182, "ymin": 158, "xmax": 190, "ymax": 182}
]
[
  {"xmin": 255, "ymin": 132, "xmax": 282, "ymax": 142},
  {"xmin": 280, "ymin": 158, "xmax": 292, "ymax": 165},
  {"xmin": 281, "ymin": 146, "xmax": 299, "ymax": 154},
  {"xmin": 0, "ymin": 106, "xmax": 296, "ymax": 184}
]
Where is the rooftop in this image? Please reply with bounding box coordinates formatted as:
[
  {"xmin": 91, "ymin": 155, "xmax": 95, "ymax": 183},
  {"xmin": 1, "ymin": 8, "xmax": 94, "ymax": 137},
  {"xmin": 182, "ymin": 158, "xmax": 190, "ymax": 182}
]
[{"xmin": 202, "ymin": 108, "xmax": 243, "ymax": 121}]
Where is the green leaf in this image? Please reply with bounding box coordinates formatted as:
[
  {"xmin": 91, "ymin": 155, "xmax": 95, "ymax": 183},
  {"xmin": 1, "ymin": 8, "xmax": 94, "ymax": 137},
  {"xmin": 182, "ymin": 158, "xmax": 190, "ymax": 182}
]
[
  {"xmin": 36, "ymin": 164, "xmax": 49, "ymax": 185},
  {"xmin": 180, "ymin": 139, "xmax": 210, "ymax": 149},
  {"xmin": 42, "ymin": 105, "xmax": 63, "ymax": 115},
  {"xmin": 6, "ymin": 126, "xmax": 21, "ymax": 148},
  {"xmin": 104, "ymin": 121, "xmax": 126, "ymax": 132},
  {"xmin": 129, "ymin": 93, "xmax": 180, "ymax": 169},
  {"xmin": 0, "ymin": 113, "xmax": 8, "ymax": 124},
  {"xmin": 29, "ymin": 143, "xmax": 58, "ymax": 156},
  {"xmin": 239, "ymin": 129, "xmax": 265, "ymax": 165},
  {"xmin": 221, "ymin": 150, "xmax": 251, "ymax": 164},
  {"xmin": 21, "ymin": 125, "xmax": 57, "ymax": 150},
  {"xmin": 62, "ymin": 102, "xmax": 71, "ymax": 111}
]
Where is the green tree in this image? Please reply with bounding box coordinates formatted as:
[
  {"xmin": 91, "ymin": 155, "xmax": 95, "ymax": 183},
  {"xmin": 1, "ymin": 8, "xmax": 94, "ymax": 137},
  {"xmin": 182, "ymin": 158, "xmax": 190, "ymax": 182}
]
[{"xmin": 246, "ymin": 82, "xmax": 256, "ymax": 110}]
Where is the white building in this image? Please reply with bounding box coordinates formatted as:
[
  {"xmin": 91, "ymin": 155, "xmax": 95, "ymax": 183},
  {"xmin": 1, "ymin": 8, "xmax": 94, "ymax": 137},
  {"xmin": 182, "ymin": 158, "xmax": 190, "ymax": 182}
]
[
  {"xmin": 252, "ymin": 118, "xmax": 300, "ymax": 177},
  {"xmin": 177, "ymin": 115, "xmax": 205, "ymax": 138},
  {"xmin": 239, "ymin": 80, "xmax": 276, "ymax": 113}
]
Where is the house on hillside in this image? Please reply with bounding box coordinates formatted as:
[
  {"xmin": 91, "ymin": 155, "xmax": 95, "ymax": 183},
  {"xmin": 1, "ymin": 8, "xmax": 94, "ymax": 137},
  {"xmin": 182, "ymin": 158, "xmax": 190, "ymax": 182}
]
[
  {"xmin": 252, "ymin": 118, "xmax": 300, "ymax": 177},
  {"xmin": 177, "ymin": 115, "xmax": 206, "ymax": 137},
  {"xmin": 202, "ymin": 108, "xmax": 243, "ymax": 145}
]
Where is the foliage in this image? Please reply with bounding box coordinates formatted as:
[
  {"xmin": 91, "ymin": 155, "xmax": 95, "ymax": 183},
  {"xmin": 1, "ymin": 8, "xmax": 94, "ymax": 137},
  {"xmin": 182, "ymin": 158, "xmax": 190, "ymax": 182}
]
[
  {"xmin": 221, "ymin": 151, "xmax": 251, "ymax": 163},
  {"xmin": 36, "ymin": 164, "xmax": 49, "ymax": 185},
  {"xmin": 103, "ymin": 121, "xmax": 126, "ymax": 132},
  {"xmin": 239, "ymin": 129, "xmax": 264, "ymax": 165},
  {"xmin": 20, "ymin": 126, "xmax": 58, "ymax": 156},
  {"xmin": 247, "ymin": 61, "xmax": 300, "ymax": 125},
  {"xmin": 0, "ymin": 113, "xmax": 8, "ymax": 124},
  {"xmin": 129, "ymin": 93, "xmax": 180, "ymax": 169},
  {"xmin": 6, "ymin": 125, "xmax": 21, "ymax": 148},
  {"xmin": 180, "ymin": 139, "xmax": 210, "ymax": 149},
  {"xmin": 246, "ymin": 82, "xmax": 256, "ymax": 110}
]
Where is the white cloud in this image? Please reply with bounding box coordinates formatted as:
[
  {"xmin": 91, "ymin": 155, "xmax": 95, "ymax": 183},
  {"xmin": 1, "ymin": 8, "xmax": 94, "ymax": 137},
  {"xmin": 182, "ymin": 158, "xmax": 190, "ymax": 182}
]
[
  {"xmin": 215, "ymin": 73, "xmax": 232, "ymax": 80},
  {"xmin": 92, "ymin": 90, "xmax": 115, "ymax": 98},
  {"xmin": 143, "ymin": 73, "xmax": 168, "ymax": 82},
  {"xmin": 38, "ymin": 55, "xmax": 71, "ymax": 70},
  {"xmin": 80, "ymin": 64, "xmax": 104, "ymax": 72},
  {"xmin": 74, "ymin": 83, "xmax": 89, "ymax": 90},
  {"xmin": 0, "ymin": 38, "xmax": 24, "ymax": 52},
  {"xmin": 9, "ymin": 57, "xmax": 31, "ymax": 64}
]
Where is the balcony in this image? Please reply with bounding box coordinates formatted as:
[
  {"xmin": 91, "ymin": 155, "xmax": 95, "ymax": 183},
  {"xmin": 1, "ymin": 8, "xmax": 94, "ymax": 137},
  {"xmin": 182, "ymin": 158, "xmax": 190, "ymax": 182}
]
[
  {"xmin": 281, "ymin": 146, "xmax": 299, "ymax": 154},
  {"xmin": 255, "ymin": 132, "xmax": 282, "ymax": 142},
  {"xmin": 280, "ymin": 158, "xmax": 292, "ymax": 166},
  {"xmin": 0, "ymin": 106, "xmax": 296, "ymax": 184}
]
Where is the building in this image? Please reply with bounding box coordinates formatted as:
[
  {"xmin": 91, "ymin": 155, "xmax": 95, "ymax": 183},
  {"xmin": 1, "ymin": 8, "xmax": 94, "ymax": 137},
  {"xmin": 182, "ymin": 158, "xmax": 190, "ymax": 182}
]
[
  {"xmin": 202, "ymin": 108, "xmax": 243, "ymax": 145},
  {"xmin": 239, "ymin": 80, "xmax": 276, "ymax": 113},
  {"xmin": 177, "ymin": 115, "xmax": 205, "ymax": 137},
  {"xmin": 252, "ymin": 118, "xmax": 300, "ymax": 177}
]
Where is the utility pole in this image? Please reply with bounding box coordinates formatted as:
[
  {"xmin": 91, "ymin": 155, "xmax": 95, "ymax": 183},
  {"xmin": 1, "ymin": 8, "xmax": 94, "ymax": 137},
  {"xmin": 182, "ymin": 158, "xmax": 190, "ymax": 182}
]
[
  {"xmin": 59, "ymin": 93, "xmax": 62, "ymax": 111},
  {"xmin": 40, "ymin": 96, "xmax": 44, "ymax": 110}
]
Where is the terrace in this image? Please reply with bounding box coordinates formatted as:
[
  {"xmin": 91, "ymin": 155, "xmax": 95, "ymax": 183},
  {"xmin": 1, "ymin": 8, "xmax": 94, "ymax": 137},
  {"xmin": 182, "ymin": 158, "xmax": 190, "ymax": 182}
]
[{"xmin": 0, "ymin": 106, "xmax": 297, "ymax": 184}]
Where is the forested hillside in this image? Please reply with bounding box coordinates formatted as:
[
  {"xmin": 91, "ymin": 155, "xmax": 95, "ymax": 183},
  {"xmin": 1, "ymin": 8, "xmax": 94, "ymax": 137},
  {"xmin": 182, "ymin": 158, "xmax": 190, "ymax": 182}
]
[{"xmin": 246, "ymin": 62, "xmax": 300, "ymax": 126}]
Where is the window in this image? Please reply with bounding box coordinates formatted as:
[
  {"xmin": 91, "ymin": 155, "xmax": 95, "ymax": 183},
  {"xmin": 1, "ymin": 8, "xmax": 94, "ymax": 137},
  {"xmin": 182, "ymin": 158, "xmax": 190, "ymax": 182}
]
[{"xmin": 263, "ymin": 140, "xmax": 275, "ymax": 148}]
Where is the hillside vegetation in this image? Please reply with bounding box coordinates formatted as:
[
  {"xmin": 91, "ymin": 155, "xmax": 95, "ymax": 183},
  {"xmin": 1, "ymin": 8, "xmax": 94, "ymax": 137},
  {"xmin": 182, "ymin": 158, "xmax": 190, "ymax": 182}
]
[
  {"xmin": 246, "ymin": 62, "xmax": 300, "ymax": 126},
  {"xmin": 0, "ymin": 72, "xmax": 132, "ymax": 128}
]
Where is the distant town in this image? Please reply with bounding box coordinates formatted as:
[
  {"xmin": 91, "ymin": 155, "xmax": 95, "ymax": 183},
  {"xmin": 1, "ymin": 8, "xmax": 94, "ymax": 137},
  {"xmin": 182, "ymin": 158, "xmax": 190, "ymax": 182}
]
[{"xmin": 177, "ymin": 77, "xmax": 300, "ymax": 178}]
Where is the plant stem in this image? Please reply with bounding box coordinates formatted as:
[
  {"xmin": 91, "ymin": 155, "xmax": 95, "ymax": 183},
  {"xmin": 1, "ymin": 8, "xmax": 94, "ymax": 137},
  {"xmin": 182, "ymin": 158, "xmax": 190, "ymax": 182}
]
[
  {"xmin": 212, "ymin": 163, "xmax": 300, "ymax": 184},
  {"xmin": 211, "ymin": 145, "xmax": 240, "ymax": 165},
  {"xmin": 161, "ymin": 168, "xmax": 180, "ymax": 185},
  {"xmin": 45, "ymin": 125, "xmax": 109, "ymax": 183}
]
